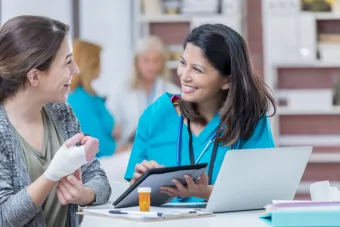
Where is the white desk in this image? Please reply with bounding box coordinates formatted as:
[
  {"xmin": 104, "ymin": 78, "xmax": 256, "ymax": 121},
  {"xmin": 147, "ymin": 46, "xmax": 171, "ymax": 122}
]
[
  {"xmin": 81, "ymin": 183, "xmax": 269, "ymax": 227},
  {"xmin": 81, "ymin": 210, "xmax": 268, "ymax": 227}
]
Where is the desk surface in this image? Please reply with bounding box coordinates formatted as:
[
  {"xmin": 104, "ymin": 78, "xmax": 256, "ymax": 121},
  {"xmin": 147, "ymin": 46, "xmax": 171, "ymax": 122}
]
[
  {"xmin": 80, "ymin": 210, "xmax": 268, "ymax": 227},
  {"xmin": 81, "ymin": 183, "xmax": 269, "ymax": 227}
]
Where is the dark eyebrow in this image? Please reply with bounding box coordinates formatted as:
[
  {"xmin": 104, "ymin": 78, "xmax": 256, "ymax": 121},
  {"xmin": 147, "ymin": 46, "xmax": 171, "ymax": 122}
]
[
  {"xmin": 65, "ymin": 53, "xmax": 72, "ymax": 59},
  {"xmin": 193, "ymin": 64, "xmax": 207, "ymax": 72},
  {"xmin": 181, "ymin": 56, "xmax": 207, "ymax": 71}
]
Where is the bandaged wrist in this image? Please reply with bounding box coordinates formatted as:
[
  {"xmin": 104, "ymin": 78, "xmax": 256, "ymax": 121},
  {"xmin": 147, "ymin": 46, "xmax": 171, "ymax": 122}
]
[{"xmin": 44, "ymin": 144, "xmax": 87, "ymax": 181}]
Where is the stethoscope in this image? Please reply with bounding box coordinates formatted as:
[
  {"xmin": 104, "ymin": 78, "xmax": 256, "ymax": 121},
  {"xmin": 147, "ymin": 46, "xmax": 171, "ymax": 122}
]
[
  {"xmin": 176, "ymin": 114, "xmax": 233, "ymax": 201},
  {"xmin": 176, "ymin": 115, "xmax": 238, "ymax": 164},
  {"xmin": 176, "ymin": 114, "xmax": 237, "ymax": 180},
  {"xmin": 176, "ymin": 115, "xmax": 217, "ymax": 167}
]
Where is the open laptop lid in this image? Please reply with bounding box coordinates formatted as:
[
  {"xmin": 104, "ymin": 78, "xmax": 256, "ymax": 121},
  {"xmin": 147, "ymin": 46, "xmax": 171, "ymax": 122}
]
[{"xmin": 206, "ymin": 146, "xmax": 313, "ymax": 213}]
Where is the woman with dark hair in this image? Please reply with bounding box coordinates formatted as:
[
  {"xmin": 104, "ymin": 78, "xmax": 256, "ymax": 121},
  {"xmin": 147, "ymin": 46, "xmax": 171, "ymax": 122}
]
[
  {"xmin": 125, "ymin": 24, "xmax": 276, "ymax": 202},
  {"xmin": 0, "ymin": 16, "xmax": 111, "ymax": 227}
]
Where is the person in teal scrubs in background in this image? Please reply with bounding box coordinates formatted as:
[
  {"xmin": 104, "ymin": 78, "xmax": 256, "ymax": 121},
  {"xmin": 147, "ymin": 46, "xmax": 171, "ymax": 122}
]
[
  {"xmin": 125, "ymin": 24, "xmax": 276, "ymax": 202},
  {"xmin": 68, "ymin": 39, "xmax": 116, "ymax": 157}
]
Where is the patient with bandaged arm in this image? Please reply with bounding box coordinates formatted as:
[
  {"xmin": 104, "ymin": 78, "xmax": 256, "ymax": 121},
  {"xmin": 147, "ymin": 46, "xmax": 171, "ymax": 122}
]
[{"xmin": 0, "ymin": 15, "xmax": 111, "ymax": 227}]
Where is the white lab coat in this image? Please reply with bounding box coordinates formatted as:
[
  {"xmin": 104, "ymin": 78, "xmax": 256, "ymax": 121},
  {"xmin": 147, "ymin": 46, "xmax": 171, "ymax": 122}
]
[{"xmin": 109, "ymin": 78, "xmax": 180, "ymax": 146}]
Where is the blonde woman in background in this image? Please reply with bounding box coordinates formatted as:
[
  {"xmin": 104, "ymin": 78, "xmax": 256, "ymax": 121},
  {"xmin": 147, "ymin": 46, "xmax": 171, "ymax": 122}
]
[
  {"xmin": 110, "ymin": 36, "xmax": 180, "ymax": 150},
  {"xmin": 68, "ymin": 40, "xmax": 116, "ymax": 157}
]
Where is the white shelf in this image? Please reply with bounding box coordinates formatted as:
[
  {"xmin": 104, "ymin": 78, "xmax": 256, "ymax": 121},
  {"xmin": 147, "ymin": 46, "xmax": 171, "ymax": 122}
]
[
  {"xmin": 309, "ymin": 153, "xmax": 340, "ymax": 163},
  {"xmin": 277, "ymin": 107, "xmax": 340, "ymax": 115},
  {"xmin": 167, "ymin": 60, "xmax": 179, "ymax": 69},
  {"xmin": 139, "ymin": 15, "xmax": 193, "ymax": 23},
  {"xmin": 298, "ymin": 12, "xmax": 340, "ymax": 20},
  {"xmin": 139, "ymin": 14, "xmax": 229, "ymax": 23},
  {"xmin": 278, "ymin": 135, "xmax": 340, "ymax": 146},
  {"xmin": 314, "ymin": 12, "xmax": 340, "ymax": 20},
  {"xmin": 273, "ymin": 61, "xmax": 340, "ymax": 68},
  {"xmin": 297, "ymin": 181, "xmax": 340, "ymax": 194}
]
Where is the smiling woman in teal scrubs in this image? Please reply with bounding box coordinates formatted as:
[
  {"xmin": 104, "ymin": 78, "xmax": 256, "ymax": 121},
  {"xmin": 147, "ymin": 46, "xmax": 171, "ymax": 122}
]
[{"xmin": 125, "ymin": 24, "xmax": 276, "ymax": 202}]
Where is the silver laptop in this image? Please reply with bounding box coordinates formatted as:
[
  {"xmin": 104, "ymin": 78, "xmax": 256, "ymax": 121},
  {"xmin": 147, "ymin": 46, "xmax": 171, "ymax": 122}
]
[{"xmin": 204, "ymin": 146, "xmax": 313, "ymax": 213}]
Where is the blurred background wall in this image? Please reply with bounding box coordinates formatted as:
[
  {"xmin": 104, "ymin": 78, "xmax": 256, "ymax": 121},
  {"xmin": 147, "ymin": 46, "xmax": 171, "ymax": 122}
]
[{"xmin": 1, "ymin": 0, "xmax": 340, "ymax": 200}]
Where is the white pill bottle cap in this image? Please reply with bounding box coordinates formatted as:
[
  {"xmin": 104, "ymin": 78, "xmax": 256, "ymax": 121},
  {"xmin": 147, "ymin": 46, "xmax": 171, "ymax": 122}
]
[{"xmin": 138, "ymin": 187, "xmax": 151, "ymax": 193}]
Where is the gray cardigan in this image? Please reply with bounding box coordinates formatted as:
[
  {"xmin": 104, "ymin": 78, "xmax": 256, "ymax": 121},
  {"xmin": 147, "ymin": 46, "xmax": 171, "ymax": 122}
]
[{"xmin": 0, "ymin": 102, "xmax": 111, "ymax": 227}]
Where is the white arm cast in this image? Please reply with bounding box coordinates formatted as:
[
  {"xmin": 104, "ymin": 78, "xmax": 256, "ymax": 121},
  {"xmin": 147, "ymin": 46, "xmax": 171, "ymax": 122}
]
[{"xmin": 44, "ymin": 144, "xmax": 87, "ymax": 181}]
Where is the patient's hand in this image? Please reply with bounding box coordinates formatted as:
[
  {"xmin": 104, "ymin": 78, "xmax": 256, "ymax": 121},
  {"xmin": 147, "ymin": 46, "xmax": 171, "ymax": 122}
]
[
  {"xmin": 130, "ymin": 160, "xmax": 165, "ymax": 185},
  {"xmin": 160, "ymin": 172, "xmax": 213, "ymax": 200}
]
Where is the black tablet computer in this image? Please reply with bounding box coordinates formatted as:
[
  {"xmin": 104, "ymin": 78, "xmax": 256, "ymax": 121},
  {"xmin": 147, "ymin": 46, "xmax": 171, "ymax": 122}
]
[{"xmin": 112, "ymin": 163, "xmax": 208, "ymax": 208}]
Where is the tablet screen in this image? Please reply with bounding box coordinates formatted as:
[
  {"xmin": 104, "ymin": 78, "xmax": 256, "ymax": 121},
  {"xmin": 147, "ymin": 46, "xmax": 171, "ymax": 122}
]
[{"xmin": 113, "ymin": 163, "xmax": 208, "ymax": 208}]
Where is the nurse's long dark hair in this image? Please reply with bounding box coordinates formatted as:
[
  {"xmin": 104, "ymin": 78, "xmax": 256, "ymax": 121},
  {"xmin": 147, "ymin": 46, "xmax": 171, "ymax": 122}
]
[{"xmin": 179, "ymin": 24, "xmax": 276, "ymax": 146}]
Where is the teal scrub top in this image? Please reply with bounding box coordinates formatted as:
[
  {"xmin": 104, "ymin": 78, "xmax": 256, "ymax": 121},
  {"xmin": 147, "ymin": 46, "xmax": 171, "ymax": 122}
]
[
  {"xmin": 68, "ymin": 86, "xmax": 116, "ymax": 157},
  {"xmin": 125, "ymin": 92, "xmax": 275, "ymax": 202}
]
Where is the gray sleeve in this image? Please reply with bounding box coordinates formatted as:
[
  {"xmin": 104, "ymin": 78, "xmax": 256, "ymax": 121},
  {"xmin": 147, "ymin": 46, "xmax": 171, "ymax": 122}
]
[
  {"xmin": 64, "ymin": 102, "xmax": 111, "ymax": 205},
  {"xmin": 81, "ymin": 159, "xmax": 111, "ymax": 206},
  {"xmin": 0, "ymin": 149, "xmax": 40, "ymax": 227}
]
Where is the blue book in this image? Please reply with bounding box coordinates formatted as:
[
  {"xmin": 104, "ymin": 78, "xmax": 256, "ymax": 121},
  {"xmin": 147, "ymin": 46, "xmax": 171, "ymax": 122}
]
[{"xmin": 259, "ymin": 209, "xmax": 340, "ymax": 227}]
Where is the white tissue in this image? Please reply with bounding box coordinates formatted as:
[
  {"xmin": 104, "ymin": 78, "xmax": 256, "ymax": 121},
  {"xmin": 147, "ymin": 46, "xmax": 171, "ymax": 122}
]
[{"xmin": 310, "ymin": 181, "xmax": 340, "ymax": 202}]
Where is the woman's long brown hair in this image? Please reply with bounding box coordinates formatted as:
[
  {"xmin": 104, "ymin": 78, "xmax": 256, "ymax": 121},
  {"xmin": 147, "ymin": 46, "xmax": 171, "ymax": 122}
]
[{"xmin": 179, "ymin": 24, "xmax": 276, "ymax": 146}]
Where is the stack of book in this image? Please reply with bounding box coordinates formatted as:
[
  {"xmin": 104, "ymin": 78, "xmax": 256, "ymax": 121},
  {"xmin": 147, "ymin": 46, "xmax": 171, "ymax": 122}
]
[{"xmin": 260, "ymin": 200, "xmax": 340, "ymax": 227}]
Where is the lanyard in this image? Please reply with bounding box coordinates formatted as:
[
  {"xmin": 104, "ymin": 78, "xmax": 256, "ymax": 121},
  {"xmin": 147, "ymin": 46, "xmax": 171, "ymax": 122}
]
[
  {"xmin": 176, "ymin": 115, "xmax": 221, "ymax": 185},
  {"xmin": 176, "ymin": 115, "xmax": 216, "ymax": 166}
]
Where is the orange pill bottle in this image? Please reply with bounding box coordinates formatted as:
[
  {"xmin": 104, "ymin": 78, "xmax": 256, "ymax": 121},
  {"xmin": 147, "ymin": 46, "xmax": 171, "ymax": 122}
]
[{"xmin": 138, "ymin": 187, "xmax": 151, "ymax": 212}]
